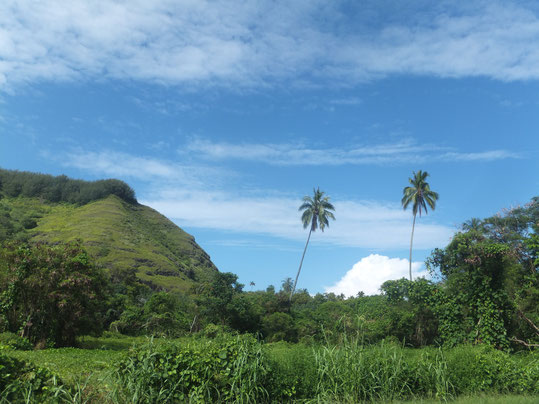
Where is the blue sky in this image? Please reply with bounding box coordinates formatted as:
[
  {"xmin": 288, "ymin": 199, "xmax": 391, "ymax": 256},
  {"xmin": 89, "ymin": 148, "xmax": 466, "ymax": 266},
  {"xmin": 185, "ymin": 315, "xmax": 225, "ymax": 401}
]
[{"xmin": 1, "ymin": 0, "xmax": 538, "ymax": 295}]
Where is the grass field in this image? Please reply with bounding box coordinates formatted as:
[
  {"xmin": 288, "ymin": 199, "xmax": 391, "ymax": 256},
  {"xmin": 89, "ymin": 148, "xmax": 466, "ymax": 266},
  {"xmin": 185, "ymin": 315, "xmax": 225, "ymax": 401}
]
[{"xmin": 398, "ymin": 395, "xmax": 539, "ymax": 404}]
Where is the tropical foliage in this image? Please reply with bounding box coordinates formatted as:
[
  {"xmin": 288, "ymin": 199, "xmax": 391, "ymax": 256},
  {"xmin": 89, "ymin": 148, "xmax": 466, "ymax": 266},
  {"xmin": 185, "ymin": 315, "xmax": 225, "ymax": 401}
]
[
  {"xmin": 0, "ymin": 168, "xmax": 136, "ymax": 205},
  {"xmin": 0, "ymin": 242, "xmax": 107, "ymax": 347},
  {"xmin": 0, "ymin": 170, "xmax": 537, "ymax": 402}
]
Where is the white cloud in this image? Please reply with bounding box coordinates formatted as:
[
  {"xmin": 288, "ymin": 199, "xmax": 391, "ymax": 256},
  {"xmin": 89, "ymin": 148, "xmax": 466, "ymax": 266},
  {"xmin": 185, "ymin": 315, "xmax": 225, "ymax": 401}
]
[
  {"xmin": 184, "ymin": 138, "xmax": 518, "ymax": 165},
  {"xmin": 3, "ymin": 1, "xmax": 539, "ymax": 89},
  {"xmin": 59, "ymin": 148, "xmax": 454, "ymax": 249},
  {"xmin": 60, "ymin": 149, "xmax": 229, "ymax": 187},
  {"xmin": 439, "ymin": 150, "xmax": 520, "ymax": 162},
  {"xmin": 141, "ymin": 190, "xmax": 453, "ymax": 250},
  {"xmin": 325, "ymin": 254, "xmax": 428, "ymax": 296}
]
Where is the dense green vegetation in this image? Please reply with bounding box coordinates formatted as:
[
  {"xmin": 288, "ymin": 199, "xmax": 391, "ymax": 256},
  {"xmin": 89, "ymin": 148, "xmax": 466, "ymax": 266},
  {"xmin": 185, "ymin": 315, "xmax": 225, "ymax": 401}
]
[
  {"xmin": 0, "ymin": 168, "xmax": 537, "ymax": 402},
  {"xmin": 0, "ymin": 242, "xmax": 106, "ymax": 347},
  {"xmin": 1, "ymin": 334, "xmax": 537, "ymax": 402},
  {"xmin": 0, "ymin": 168, "xmax": 136, "ymax": 205},
  {"xmin": 0, "ymin": 171, "xmax": 217, "ymax": 293}
]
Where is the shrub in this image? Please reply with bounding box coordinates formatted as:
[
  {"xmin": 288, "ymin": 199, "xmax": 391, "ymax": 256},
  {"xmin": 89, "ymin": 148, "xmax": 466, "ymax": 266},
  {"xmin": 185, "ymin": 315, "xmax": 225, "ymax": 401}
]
[
  {"xmin": 0, "ymin": 353, "xmax": 66, "ymax": 403},
  {"xmin": 0, "ymin": 242, "xmax": 107, "ymax": 347},
  {"xmin": 0, "ymin": 332, "xmax": 32, "ymax": 350},
  {"xmin": 114, "ymin": 334, "xmax": 268, "ymax": 403},
  {"xmin": 445, "ymin": 345, "xmax": 539, "ymax": 395}
]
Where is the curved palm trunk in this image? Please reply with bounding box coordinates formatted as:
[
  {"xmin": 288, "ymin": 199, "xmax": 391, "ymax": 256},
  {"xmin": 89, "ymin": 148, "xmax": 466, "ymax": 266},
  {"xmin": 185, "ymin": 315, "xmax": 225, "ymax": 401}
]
[
  {"xmin": 290, "ymin": 228, "xmax": 312, "ymax": 301},
  {"xmin": 409, "ymin": 213, "xmax": 417, "ymax": 281}
]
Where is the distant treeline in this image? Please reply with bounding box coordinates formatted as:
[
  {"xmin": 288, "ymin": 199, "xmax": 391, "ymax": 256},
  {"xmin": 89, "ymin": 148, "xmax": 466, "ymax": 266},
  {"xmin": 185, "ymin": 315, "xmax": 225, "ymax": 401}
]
[{"xmin": 0, "ymin": 168, "xmax": 136, "ymax": 205}]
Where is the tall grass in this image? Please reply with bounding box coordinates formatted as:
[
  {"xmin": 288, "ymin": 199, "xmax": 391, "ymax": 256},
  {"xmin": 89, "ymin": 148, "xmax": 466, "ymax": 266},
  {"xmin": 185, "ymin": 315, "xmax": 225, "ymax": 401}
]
[
  {"xmin": 3, "ymin": 334, "xmax": 537, "ymax": 402},
  {"xmin": 309, "ymin": 340, "xmax": 538, "ymax": 403},
  {"xmin": 312, "ymin": 340, "xmax": 452, "ymax": 402}
]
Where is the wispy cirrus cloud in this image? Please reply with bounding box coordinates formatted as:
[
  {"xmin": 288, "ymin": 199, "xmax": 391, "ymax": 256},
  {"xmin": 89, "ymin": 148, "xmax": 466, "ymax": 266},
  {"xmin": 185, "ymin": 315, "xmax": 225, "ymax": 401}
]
[
  {"xmin": 439, "ymin": 150, "xmax": 520, "ymax": 162},
  {"xmin": 3, "ymin": 1, "xmax": 539, "ymax": 89},
  {"xmin": 141, "ymin": 189, "xmax": 454, "ymax": 250},
  {"xmin": 183, "ymin": 138, "xmax": 519, "ymax": 166},
  {"xmin": 58, "ymin": 149, "xmax": 231, "ymax": 187},
  {"xmin": 57, "ymin": 148, "xmax": 454, "ymax": 250}
]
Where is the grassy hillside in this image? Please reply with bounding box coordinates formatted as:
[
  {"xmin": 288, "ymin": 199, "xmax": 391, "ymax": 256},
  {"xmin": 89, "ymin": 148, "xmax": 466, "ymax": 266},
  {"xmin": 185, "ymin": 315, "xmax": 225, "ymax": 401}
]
[{"xmin": 0, "ymin": 195, "xmax": 217, "ymax": 293}]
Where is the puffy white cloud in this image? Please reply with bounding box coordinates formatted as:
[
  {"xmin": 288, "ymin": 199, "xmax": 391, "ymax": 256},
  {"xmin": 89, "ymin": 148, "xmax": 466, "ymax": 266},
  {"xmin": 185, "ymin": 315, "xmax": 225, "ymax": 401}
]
[{"xmin": 325, "ymin": 254, "xmax": 428, "ymax": 296}]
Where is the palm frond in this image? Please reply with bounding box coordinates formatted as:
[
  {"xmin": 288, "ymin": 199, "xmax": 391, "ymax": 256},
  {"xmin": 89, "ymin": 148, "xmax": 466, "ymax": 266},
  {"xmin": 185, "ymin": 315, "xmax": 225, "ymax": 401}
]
[
  {"xmin": 298, "ymin": 187, "xmax": 336, "ymax": 232},
  {"xmin": 402, "ymin": 170, "xmax": 438, "ymax": 217}
]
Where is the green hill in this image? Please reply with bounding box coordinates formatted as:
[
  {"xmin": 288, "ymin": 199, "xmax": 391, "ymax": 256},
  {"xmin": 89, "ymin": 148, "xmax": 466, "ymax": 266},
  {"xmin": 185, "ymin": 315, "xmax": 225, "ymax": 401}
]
[{"xmin": 0, "ymin": 170, "xmax": 217, "ymax": 293}]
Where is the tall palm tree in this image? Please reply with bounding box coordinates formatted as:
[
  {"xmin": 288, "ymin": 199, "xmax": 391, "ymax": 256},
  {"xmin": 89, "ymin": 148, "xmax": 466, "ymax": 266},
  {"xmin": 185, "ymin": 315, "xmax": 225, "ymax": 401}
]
[
  {"xmin": 402, "ymin": 170, "xmax": 438, "ymax": 281},
  {"xmin": 290, "ymin": 187, "xmax": 336, "ymax": 301}
]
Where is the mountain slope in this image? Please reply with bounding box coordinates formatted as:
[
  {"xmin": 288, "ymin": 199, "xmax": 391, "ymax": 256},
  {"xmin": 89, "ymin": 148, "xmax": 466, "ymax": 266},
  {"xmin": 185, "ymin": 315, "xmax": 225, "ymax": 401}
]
[{"xmin": 2, "ymin": 195, "xmax": 217, "ymax": 293}]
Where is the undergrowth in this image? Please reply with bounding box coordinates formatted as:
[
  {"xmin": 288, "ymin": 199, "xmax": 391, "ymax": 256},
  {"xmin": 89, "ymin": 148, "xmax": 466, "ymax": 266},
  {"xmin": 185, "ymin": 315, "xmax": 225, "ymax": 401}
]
[{"xmin": 2, "ymin": 334, "xmax": 538, "ymax": 403}]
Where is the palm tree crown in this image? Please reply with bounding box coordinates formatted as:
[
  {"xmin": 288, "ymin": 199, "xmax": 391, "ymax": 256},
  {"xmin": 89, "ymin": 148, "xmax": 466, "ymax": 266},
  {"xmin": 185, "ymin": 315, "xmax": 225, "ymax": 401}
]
[
  {"xmin": 299, "ymin": 188, "xmax": 336, "ymax": 232},
  {"xmin": 290, "ymin": 187, "xmax": 335, "ymax": 301},
  {"xmin": 402, "ymin": 170, "xmax": 438, "ymax": 281},
  {"xmin": 402, "ymin": 170, "xmax": 439, "ymax": 217}
]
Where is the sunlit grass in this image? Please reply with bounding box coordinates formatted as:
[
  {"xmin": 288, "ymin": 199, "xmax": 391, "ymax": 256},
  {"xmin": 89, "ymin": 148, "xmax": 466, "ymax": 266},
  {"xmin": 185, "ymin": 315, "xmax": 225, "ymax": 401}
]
[
  {"xmin": 2, "ymin": 336, "xmax": 538, "ymax": 403},
  {"xmin": 395, "ymin": 394, "xmax": 539, "ymax": 404},
  {"xmin": 3, "ymin": 194, "xmax": 217, "ymax": 293}
]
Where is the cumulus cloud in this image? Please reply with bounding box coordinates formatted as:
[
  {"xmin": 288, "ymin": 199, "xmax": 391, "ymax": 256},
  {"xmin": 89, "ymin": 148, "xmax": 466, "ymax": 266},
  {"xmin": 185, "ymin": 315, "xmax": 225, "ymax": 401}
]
[
  {"xmin": 184, "ymin": 138, "xmax": 519, "ymax": 165},
  {"xmin": 325, "ymin": 254, "xmax": 428, "ymax": 296},
  {"xmin": 2, "ymin": 1, "xmax": 539, "ymax": 89}
]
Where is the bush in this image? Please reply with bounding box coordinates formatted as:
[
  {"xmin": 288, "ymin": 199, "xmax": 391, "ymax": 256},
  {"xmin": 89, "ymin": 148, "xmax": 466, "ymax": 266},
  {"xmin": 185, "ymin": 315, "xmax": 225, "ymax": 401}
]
[
  {"xmin": 445, "ymin": 345, "xmax": 539, "ymax": 394},
  {"xmin": 114, "ymin": 334, "xmax": 268, "ymax": 403},
  {"xmin": 0, "ymin": 332, "xmax": 32, "ymax": 350},
  {"xmin": 0, "ymin": 353, "xmax": 66, "ymax": 403},
  {"xmin": 0, "ymin": 242, "xmax": 108, "ymax": 347}
]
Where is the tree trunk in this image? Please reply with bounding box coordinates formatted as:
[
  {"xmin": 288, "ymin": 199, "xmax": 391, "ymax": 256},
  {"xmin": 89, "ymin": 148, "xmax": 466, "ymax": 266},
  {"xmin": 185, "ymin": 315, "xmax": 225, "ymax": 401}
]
[
  {"xmin": 290, "ymin": 229, "xmax": 312, "ymax": 301},
  {"xmin": 409, "ymin": 213, "xmax": 417, "ymax": 281}
]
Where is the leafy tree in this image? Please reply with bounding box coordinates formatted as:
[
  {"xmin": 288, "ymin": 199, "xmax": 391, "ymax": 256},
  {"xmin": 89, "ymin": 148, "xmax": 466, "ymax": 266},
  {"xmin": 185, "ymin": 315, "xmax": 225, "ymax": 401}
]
[
  {"xmin": 228, "ymin": 292, "xmax": 264, "ymax": 334},
  {"xmin": 291, "ymin": 188, "xmax": 335, "ymax": 300},
  {"xmin": 196, "ymin": 272, "xmax": 244, "ymax": 326},
  {"xmin": 426, "ymin": 232, "xmax": 514, "ymax": 348},
  {"xmin": 262, "ymin": 311, "xmax": 297, "ymax": 342},
  {"xmin": 402, "ymin": 170, "xmax": 439, "ymax": 281},
  {"xmin": 479, "ymin": 198, "xmax": 539, "ymax": 347},
  {"xmin": 0, "ymin": 242, "xmax": 107, "ymax": 347},
  {"xmin": 139, "ymin": 292, "xmax": 192, "ymax": 337},
  {"xmin": 381, "ymin": 278, "xmax": 440, "ymax": 346}
]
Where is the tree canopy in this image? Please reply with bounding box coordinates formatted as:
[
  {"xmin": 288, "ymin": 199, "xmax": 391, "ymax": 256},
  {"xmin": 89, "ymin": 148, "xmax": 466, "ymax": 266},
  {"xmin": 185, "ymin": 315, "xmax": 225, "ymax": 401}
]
[{"xmin": 0, "ymin": 168, "xmax": 137, "ymax": 205}]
